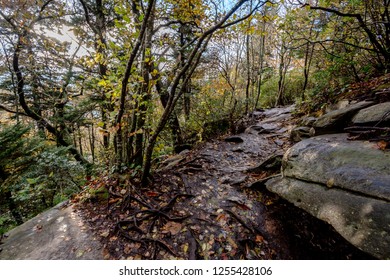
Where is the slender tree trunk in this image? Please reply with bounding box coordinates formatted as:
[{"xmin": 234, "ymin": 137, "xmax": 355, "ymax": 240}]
[
  {"xmin": 179, "ymin": 24, "xmax": 192, "ymax": 119},
  {"xmin": 254, "ymin": 28, "xmax": 265, "ymax": 109},
  {"xmin": 88, "ymin": 122, "xmax": 95, "ymax": 163},
  {"xmin": 302, "ymin": 21, "xmax": 315, "ymax": 101},
  {"xmin": 141, "ymin": 34, "xmax": 212, "ymax": 185},
  {"xmin": 101, "ymin": 109, "xmax": 109, "ymax": 149},
  {"xmin": 245, "ymin": 33, "xmax": 251, "ymax": 114},
  {"xmin": 78, "ymin": 125, "xmax": 83, "ymax": 157},
  {"xmin": 276, "ymin": 44, "xmax": 291, "ymax": 107},
  {"xmin": 79, "ymin": 0, "xmax": 111, "ymax": 150},
  {"xmin": 158, "ymin": 82, "xmax": 183, "ymax": 150},
  {"xmin": 115, "ymin": 0, "xmax": 155, "ymax": 167},
  {"xmin": 276, "ymin": 48, "xmax": 285, "ymax": 106},
  {"xmin": 4, "ymin": 190, "xmax": 23, "ymax": 225},
  {"xmin": 134, "ymin": 1, "xmax": 155, "ymax": 167}
]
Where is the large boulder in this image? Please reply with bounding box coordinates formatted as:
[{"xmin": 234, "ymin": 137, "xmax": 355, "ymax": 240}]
[
  {"xmin": 282, "ymin": 134, "xmax": 390, "ymax": 201},
  {"xmin": 266, "ymin": 176, "xmax": 390, "ymax": 259},
  {"xmin": 352, "ymin": 102, "xmax": 390, "ymax": 125},
  {"xmin": 313, "ymin": 101, "xmax": 374, "ymax": 134},
  {"xmin": 266, "ymin": 134, "xmax": 390, "ymax": 259}
]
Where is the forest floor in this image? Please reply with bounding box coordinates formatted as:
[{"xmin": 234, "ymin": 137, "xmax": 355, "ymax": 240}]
[{"xmin": 75, "ymin": 106, "xmax": 374, "ymax": 260}]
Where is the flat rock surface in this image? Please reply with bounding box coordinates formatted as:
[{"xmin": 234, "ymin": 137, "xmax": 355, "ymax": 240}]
[{"xmin": 0, "ymin": 203, "xmax": 103, "ymax": 260}]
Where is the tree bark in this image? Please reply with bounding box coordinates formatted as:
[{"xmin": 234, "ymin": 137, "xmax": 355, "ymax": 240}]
[
  {"xmin": 4, "ymin": 190, "xmax": 23, "ymax": 225},
  {"xmin": 254, "ymin": 19, "xmax": 266, "ymax": 110}
]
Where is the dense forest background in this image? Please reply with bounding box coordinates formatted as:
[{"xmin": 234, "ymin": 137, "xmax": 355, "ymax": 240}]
[{"xmin": 1, "ymin": 0, "xmax": 389, "ymax": 233}]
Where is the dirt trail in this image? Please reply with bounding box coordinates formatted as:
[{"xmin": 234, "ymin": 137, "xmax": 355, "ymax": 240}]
[
  {"xmin": 80, "ymin": 105, "xmax": 372, "ymax": 260},
  {"xmin": 170, "ymin": 106, "xmax": 295, "ymax": 259}
]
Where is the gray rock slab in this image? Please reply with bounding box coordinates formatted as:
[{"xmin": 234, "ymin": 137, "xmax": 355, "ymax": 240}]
[
  {"xmin": 263, "ymin": 105, "xmax": 295, "ymax": 117},
  {"xmin": 352, "ymin": 102, "xmax": 390, "ymax": 124},
  {"xmin": 282, "ymin": 134, "xmax": 390, "ymax": 201},
  {"xmin": 0, "ymin": 203, "xmax": 103, "ymax": 260},
  {"xmin": 266, "ymin": 176, "xmax": 390, "ymax": 259},
  {"xmin": 313, "ymin": 101, "xmax": 374, "ymax": 134}
]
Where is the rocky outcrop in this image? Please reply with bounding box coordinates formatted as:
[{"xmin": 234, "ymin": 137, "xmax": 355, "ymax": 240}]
[
  {"xmin": 283, "ymin": 134, "xmax": 390, "ymax": 201},
  {"xmin": 352, "ymin": 102, "xmax": 390, "ymax": 125},
  {"xmin": 266, "ymin": 176, "xmax": 390, "ymax": 259},
  {"xmin": 266, "ymin": 134, "xmax": 390, "ymax": 259},
  {"xmin": 0, "ymin": 202, "xmax": 103, "ymax": 260},
  {"xmin": 313, "ymin": 101, "xmax": 374, "ymax": 135}
]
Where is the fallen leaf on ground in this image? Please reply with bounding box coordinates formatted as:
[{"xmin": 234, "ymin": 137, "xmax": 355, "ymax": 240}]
[
  {"xmin": 377, "ymin": 140, "xmax": 389, "ymax": 150},
  {"xmin": 162, "ymin": 221, "xmax": 182, "ymax": 235}
]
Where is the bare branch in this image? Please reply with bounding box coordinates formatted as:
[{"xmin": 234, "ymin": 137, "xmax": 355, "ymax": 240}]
[
  {"xmin": 304, "ymin": 3, "xmax": 388, "ymax": 59},
  {"xmin": 0, "ymin": 104, "xmax": 27, "ymax": 116},
  {"xmin": 220, "ymin": 0, "xmax": 270, "ymax": 29}
]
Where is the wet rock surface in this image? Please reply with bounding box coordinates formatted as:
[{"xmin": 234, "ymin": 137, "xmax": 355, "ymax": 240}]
[{"xmin": 288, "ymin": 134, "xmax": 390, "ymax": 199}]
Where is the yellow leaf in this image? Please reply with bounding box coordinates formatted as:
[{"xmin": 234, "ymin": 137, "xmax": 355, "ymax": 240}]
[
  {"xmin": 98, "ymin": 80, "xmax": 108, "ymax": 87},
  {"xmin": 183, "ymin": 243, "xmax": 189, "ymax": 254}
]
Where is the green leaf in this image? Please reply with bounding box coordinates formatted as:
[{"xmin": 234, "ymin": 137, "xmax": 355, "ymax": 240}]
[{"xmin": 26, "ymin": 178, "xmax": 38, "ymax": 184}]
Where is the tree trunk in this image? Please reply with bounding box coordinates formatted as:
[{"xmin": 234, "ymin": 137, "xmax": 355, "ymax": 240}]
[
  {"xmin": 276, "ymin": 48, "xmax": 285, "ymax": 106},
  {"xmin": 254, "ymin": 20, "xmax": 266, "ymax": 110},
  {"xmin": 4, "ymin": 190, "xmax": 23, "ymax": 225},
  {"xmin": 88, "ymin": 122, "xmax": 95, "ymax": 163},
  {"xmin": 78, "ymin": 124, "xmax": 83, "ymax": 157},
  {"xmin": 245, "ymin": 33, "xmax": 251, "ymax": 114},
  {"xmin": 158, "ymin": 85, "xmax": 184, "ymax": 150}
]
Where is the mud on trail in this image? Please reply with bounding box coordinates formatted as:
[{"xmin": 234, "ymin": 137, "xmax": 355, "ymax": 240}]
[{"xmin": 77, "ymin": 106, "xmax": 373, "ymax": 260}]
